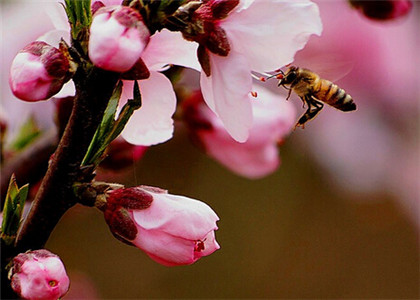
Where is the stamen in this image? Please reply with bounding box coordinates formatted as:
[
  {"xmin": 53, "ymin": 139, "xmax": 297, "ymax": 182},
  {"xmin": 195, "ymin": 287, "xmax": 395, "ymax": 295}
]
[
  {"xmin": 251, "ymin": 91, "xmax": 258, "ymax": 98},
  {"xmin": 251, "ymin": 73, "xmax": 262, "ymax": 81}
]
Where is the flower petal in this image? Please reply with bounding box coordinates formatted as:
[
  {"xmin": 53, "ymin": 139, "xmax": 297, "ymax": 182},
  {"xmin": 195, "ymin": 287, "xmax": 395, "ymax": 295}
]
[
  {"xmin": 133, "ymin": 228, "xmax": 197, "ymax": 266},
  {"xmin": 121, "ymin": 71, "xmax": 176, "ymax": 146},
  {"xmin": 54, "ymin": 81, "xmax": 75, "ymax": 98},
  {"xmin": 141, "ymin": 29, "xmax": 200, "ymax": 71},
  {"xmin": 37, "ymin": 29, "xmax": 71, "ymax": 48},
  {"xmin": 221, "ymin": 0, "xmax": 322, "ymax": 71},
  {"xmin": 132, "ymin": 192, "xmax": 219, "ymax": 240},
  {"xmin": 197, "ymin": 85, "xmax": 295, "ymax": 178},
  {"xmin": 45, "ymin": 2, "xmax": 70, "ymax": 32},
  {"xmin": 200, "ymin": 51, "xmax": 253, "ymax": 142}
]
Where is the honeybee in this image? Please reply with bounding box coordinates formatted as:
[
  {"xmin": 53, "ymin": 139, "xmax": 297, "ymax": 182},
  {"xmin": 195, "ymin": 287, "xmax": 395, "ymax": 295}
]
[{"xmin": 276, "ymin": 66, "xmax": 356, "ymax": 128}]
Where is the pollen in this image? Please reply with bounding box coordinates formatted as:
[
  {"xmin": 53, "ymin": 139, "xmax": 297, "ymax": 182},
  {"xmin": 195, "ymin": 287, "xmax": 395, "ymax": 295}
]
[{"xmin": 259, "ymin": 77, "xmax": 266, "ymax": 82}]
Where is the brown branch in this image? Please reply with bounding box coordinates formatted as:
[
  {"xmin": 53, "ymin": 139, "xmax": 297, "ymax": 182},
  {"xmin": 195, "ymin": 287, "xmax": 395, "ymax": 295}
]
[{"xmin": 13, "ymin": 67, "xmax": 119, "ymax": 253}]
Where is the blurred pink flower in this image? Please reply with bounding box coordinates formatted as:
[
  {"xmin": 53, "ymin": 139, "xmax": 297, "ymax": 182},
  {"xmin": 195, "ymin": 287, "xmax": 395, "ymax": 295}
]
[
  {"xmin": 103, "ymin": 186, "xmax": 220, "ymax": 266},
  {"xmin": 9, "ymin": 41, "xmax": 70, "ymax": 102},
  {"xmin": 349, "ymin": 0, "xmax": 413, "ymax": 21},
  {"xmin": 292, "ymin": 0, "xmax": 419, "ymax": 225},
  {"xmin": 89, "ymin": 6, "xmax": 150, "ymax": 72},
  {"xmin": 183, "ymin": 86, "xmax": 296, "ymax": 178},
  {"xmin": 196, "ymin": 0, "xmax": 322, "ymax": 142},
  {"xmin": 10, "ymin": 249, "xmax": 70, "ymax": 300}
]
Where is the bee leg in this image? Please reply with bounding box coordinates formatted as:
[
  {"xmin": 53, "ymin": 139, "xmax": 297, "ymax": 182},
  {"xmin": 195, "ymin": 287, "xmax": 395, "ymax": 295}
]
[
  {"xmin": 286, "ymin": 88, "xmax": 292, "ymax": 100},
  {"xmin": 295, "ymin": 97, "xmax": 323, "ymax": 128}
]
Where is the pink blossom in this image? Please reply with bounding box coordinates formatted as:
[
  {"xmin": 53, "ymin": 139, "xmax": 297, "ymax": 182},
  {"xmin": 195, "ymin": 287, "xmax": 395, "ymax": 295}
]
[
  {"xmin": 9, "ymin": 41, "xmax": 70, "ymax": 102},
  {"xmin": 28, "ymin": 2, "xmax": 199, "ymax": 146},
  {"xmin": 120, "ymin": 29, "xmax": 200, "ymax": 146},
  {"xmin": 89, "ymin": 6, "xmax": 150, "ymax": 72},
  {"xmin": 103, "ymin": 186, "xmax": 220, "ymax": 266},
  {"xmin": 183, "ymin": 86, "xmax": 295, "ymax": 178},
  {"xmin": 194, "ymin": 0, "xmax": 322, "ymax": 142},
  {"xmin": 10, "ymin": 249, "xmax": 70, "ymax": 300}
]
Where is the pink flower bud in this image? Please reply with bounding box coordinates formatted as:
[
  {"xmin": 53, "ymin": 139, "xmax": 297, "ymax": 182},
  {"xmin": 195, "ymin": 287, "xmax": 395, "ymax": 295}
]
[
  {"xmin": 103, "ymin": 186, "xmax": 220, "ymax": 266},
  {"xmin": 349, "ymin": 0, "xmax": 413, "ymax": 21},
  {"xmin": 9, "ymin": 42, "xmax": 70, "ymax": 102},
  {"xmin": 89, "ymin": 6, "xmax": 150, "ymax": 72},
  {"xmin": 9, "ymin": 249, "xmax": 70, "ymax": 300}
]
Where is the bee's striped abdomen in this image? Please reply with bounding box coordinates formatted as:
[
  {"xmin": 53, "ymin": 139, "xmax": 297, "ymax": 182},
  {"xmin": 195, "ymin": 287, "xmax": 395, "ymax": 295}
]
[{"xmin": 314, "ymin": 80, "xmax": 356, "ymax": 112}]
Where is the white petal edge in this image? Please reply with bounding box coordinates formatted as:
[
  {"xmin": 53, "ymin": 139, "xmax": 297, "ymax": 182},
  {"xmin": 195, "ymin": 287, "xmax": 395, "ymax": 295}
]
[
  {"xmin": 222, "ymin": 0, "xmax": 322, "ymax": 72},
  {"xmin": 141, "ymin": 29, "xmax": 200, "ymax": 71},
  {"xmin": 121, "ymin": 71, "xmax": 176, "ymax": 146},
  {"xmin": 200, "ymin": 51, "xmax": 253, "ymax": 143}
]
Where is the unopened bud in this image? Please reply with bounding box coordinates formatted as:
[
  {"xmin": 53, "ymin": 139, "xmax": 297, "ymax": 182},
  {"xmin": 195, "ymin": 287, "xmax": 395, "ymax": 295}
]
[
  {"xmin": 9, "ymin": 249, "xmax": 70, "ymax": 300},
  {"xmin": 349, "ymin": 0, "xmax": 413, "ymax": 21},
  {"xmin": 103, "ymin": 185, "xmax": 220, "ymax": 266},
  {"xmin": 9, "ymin": 42, "xmax": 71, "ymax": 102},
  {"xmin": 89, "ymin": 6, "xmax": 151, "ymax": 72}
]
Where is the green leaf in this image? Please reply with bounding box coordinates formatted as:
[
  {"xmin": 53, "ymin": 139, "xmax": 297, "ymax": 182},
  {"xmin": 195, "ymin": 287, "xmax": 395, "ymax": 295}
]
[
  {"xmin": 9, "ymin": 115, "xmax": 41, "ymax": 151},
  {"xmin": 1, "ymin": 175, "xmax": 29, "ymax": 246},
  {"xmin": 81, "ymin": 81, "xmax": 142, "ymax": 168},
  {"xmin": 64, "ymin": 0, "xmax": 92, "ymax": 54},
  {"xmin": 81, "ymin": 81, "xmax": 123, "ymax": 167}
]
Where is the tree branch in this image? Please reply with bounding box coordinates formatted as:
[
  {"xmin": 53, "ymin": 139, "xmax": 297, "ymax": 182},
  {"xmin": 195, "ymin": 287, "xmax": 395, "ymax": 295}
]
[{"xmin": 13, "ymin": 68, "xmax": 119, "ymax": 253}]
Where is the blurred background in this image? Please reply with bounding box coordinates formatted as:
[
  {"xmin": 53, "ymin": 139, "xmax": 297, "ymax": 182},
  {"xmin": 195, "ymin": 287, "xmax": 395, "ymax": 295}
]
[{"xmin": 2, "ymin": 0, "xmax": 419, "ymax": 298}]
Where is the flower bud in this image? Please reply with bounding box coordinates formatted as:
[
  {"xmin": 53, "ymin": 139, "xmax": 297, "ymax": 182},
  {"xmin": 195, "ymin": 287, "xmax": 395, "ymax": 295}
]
[
  {"xmin": 9, "ymin": 249, "xmax": 70, "ymax": 300},
  {"xmin": 89, "ymin": 6, "xmax": 150, "ymax": 72},
  {"xmin": 9, "ymin": 41, "xmax": 70, "ymax": 102},
  {"xmin": 103, "ymin": 186, "xmax": 220, "ymax": 266},
  {"xmin": 349, "ymin": 0, "xmax": 413, "ymax": 21}
]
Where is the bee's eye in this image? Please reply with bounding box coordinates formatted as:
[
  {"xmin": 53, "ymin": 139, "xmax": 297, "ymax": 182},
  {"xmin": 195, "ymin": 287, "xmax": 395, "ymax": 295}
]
[{"xmin": 286, "ymin": 72, "xmax": 297, "ymax": 82}]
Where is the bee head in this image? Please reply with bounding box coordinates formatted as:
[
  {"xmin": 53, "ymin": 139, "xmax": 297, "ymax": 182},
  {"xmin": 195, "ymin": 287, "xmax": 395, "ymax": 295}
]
[{"xmin": 279, "ymin": 66, "xmax": 299, "ymax": 86}]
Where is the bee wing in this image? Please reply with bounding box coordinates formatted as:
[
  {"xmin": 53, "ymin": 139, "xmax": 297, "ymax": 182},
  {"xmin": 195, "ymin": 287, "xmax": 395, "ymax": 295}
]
[{"xmin": 292, "ymin": 53, "xmax": 354, "ymax": 82}]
